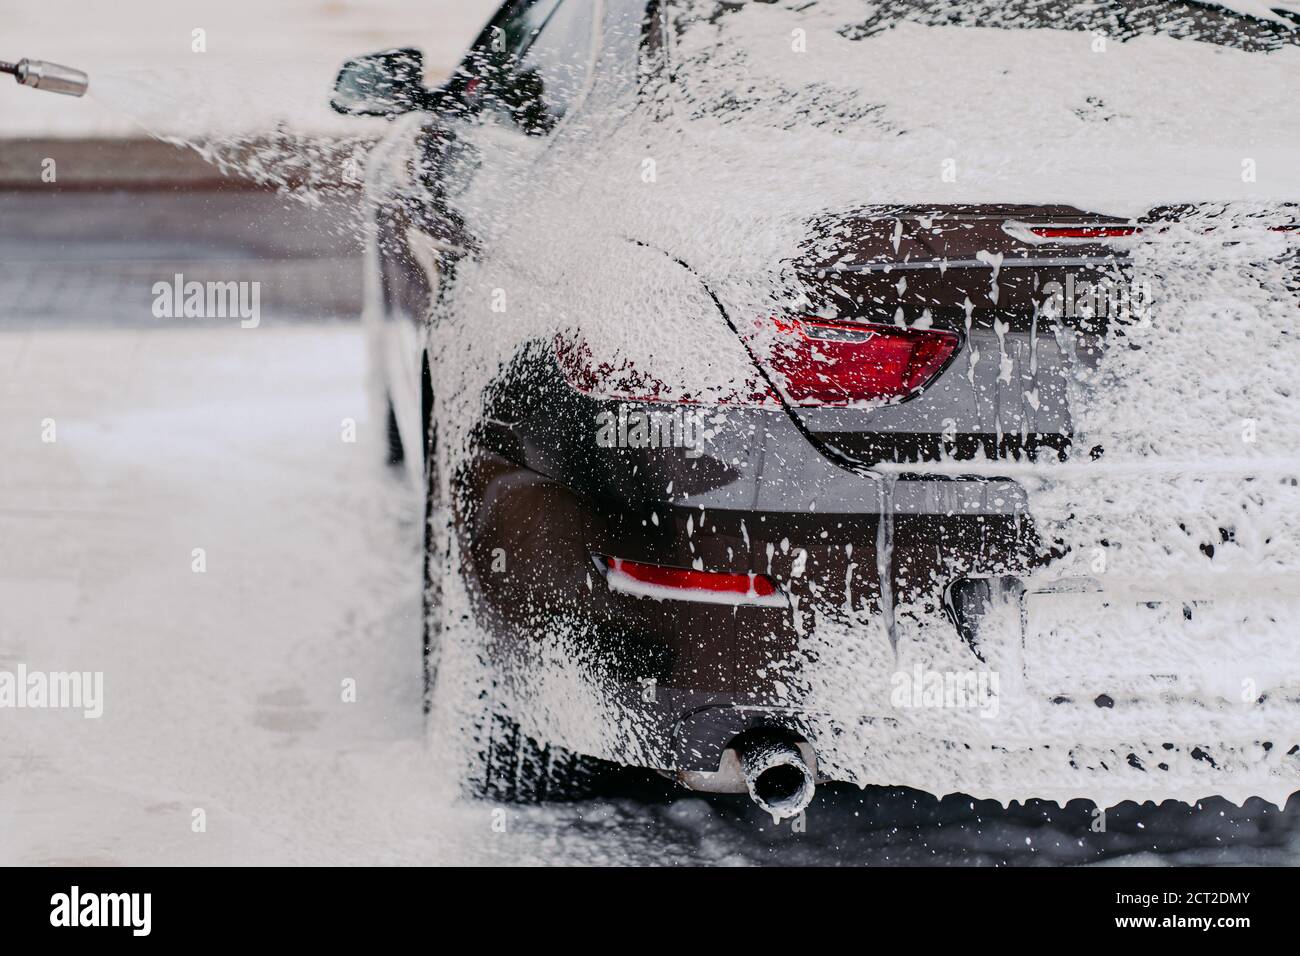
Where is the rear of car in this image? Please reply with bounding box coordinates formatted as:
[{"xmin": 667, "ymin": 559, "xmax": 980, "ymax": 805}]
[{"xmin": 405, "ymin": 0, "xmax": 1300, "ymax": 810}]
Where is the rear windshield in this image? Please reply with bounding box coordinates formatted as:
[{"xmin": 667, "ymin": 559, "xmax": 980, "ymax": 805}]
[
  {"xmin": 671, "ymin": 0, "xmax": 1300, "ymax": 52},
  {"xmin": 665, "ymin": 0, "xmax": 1300, "ymax": 135}
]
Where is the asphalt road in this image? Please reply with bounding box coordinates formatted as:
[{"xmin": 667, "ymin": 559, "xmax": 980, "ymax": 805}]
[
  {"xmin": 1, "ymin": 187, "xmax": 1297, "ymax": 865},
  {"xmin": 0, "ymin": 188, "xmax": 363, "ymax": 329}
]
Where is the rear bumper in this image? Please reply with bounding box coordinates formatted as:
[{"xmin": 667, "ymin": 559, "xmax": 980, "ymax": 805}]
[
  {"xmin": 464, "ymin": 382, "xmax": 1300, "ymax": 804},
  {"xmin": 495, "ymin": 570, "xmax": 1300, "ymax": 807},
  {"xmin": 566, "ymin": 680, "xmax": 1300, "ymax": 808}
]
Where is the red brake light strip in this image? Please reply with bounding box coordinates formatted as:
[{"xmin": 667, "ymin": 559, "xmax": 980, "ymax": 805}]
[{"xmin": 594, "ymin": 555, "xmax": 787, "ymax": 608}]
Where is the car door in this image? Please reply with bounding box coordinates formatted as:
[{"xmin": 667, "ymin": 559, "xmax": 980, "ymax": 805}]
[{"xmin": 376, "ymin": 0, "xmax": 601, "ymax": 471}]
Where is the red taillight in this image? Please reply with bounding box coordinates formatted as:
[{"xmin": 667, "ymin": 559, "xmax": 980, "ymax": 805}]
[
  {"xmin": 1028, "ymin": 225, "xmax": 1141, "ymax": 239},
  {"xmin": 595, "ymin": 555, "xmax": 784, "ymax": 607},
  {"xmin": 1013, "ymin": 220, "xmax": 1295, "ymax": 244},
  {"xmin": 754, "ymin": 317, "xmax": 959, "ymax": 406},
  {"xmin": 556, "ymin": 317, "xmax": 959, "ymax": 410}
]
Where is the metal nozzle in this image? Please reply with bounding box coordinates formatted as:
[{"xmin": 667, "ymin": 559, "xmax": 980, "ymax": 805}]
[{"xmin": 2, "ymin": 58, "xmax": 89, "ymax": 97}]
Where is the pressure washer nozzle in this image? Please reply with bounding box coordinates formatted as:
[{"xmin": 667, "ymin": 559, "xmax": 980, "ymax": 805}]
[{"xmin": 2, "ymin": 58, "xmax": 89, "ymax": 97}]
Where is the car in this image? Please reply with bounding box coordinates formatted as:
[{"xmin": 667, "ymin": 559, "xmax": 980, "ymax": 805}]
[{"xmin": 333, "ymin": 0, "xmax": 1300, "ymax": 817}]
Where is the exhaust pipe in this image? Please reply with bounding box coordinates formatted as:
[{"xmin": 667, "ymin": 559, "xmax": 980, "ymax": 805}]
[
  {"xmin": 1, "ymin": 58, "xmax": 89, "ymax": 97},
  {"xmin": 736, "ymin": 731, "xmax": 816, "ymax": 822}
]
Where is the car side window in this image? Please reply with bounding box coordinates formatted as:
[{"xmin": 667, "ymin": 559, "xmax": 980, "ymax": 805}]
[
  {"xmin": 487, "ymin": 0, "xmax": 564, "ymax": 60},
  {"xmin": 469, "ymin": 0, "xmax": 597, "ymax": 136},
  {"xmin": 514, "ymin": 0, "xmax": 598, "ymax": 130}
]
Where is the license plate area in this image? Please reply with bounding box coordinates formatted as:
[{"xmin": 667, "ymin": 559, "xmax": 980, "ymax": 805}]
[{"xmin": 1022, "ymin": 587, "xmax": 1300, "ymax": 701}]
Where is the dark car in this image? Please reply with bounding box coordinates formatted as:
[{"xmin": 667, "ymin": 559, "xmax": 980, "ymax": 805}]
[{"xmin": 334, "ymin": 0, "xmax": 1300, "ymax": 816}]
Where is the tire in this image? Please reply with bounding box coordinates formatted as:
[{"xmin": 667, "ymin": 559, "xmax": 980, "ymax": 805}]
[
  {"xmin": 384, "ymin": 394, "xmax": 405, "ymax": 466},
  {"xmin": 418, "ymin": 369, "xmax": 609, "ymax": 803},
  {"xmin": 467, "ymin": 704, "xmax": 611, "ymax": 804},
  {"xmin": 421, "ymin": 415, "xmax": 441, "ymax": 714}
]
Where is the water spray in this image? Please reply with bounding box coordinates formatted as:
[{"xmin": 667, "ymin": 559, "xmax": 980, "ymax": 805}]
[{"xmin": 0, "ymin": 58, "xmax": 89, "ymax": 97}]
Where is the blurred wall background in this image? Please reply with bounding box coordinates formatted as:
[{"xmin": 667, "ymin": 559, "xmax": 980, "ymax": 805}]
[
  {"xmin": 3, "ymin": 0, "xmax": 499, "ymax": 139},
  {"xmin": 0, "ymin": 0, "xmax": 498, "ymax": 322}
]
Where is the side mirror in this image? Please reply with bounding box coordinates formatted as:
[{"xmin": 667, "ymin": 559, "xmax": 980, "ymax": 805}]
[{"xmin": 332, "ymin": 48, "xmax": 442, "ymax": 116}]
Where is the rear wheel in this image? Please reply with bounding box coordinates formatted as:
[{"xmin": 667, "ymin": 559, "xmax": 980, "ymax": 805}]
[
  {"xmin": 418, "ymin": 361, "xmax": 612, "ymax": 802},
  {"xmin": 421, "ymin": 389, "xmax": 441, "ymax": 713},
  {"xmin": 467, "ymin": 704, "xmax": 611, "ymax": 803},
  {"xmin": 384, "ymin": 393, "xmax": 404, "ymax": 466}
]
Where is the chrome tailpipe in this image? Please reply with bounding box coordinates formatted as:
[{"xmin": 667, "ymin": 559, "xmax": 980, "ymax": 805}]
[
  {"xmin": 1, "ymin": 58, "xmax": 89, "ymax": 97},
  {"xmin": 736, "ymin": 731, "xmax": 816, "ymax": 821}
]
